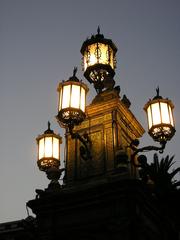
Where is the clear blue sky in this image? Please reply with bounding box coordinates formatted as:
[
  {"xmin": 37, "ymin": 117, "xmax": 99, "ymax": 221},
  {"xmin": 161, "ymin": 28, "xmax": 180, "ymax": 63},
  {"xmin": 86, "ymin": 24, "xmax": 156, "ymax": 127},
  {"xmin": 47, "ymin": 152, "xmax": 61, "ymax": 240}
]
[{"xmin": 0, "ymin": 0, "xmax": 180, "ymax": 222}]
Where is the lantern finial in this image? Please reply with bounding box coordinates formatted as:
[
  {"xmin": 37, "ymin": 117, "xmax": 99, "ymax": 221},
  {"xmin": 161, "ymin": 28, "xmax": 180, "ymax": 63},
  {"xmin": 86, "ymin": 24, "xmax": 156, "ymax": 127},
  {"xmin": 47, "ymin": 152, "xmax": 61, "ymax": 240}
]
[
  {"xmin": 68, "ymin": 67, "xmax": 79, "ymax": 82},
  {"xmin": 73, "ymin": 67, "xmax": 78, "ymax": 77},
  {"xmin": 44, "ymin": 121, "xmax": 54, "ymax": 134},
  {"xmin": 48, "ymin": 121, "xmax": 51, "ymax": 130},
  {"xmin": 156, "ymin": 86, "xmax": 159, "ymax": 97},
  {"xmin": 154, "ymin": 86, "xmax": 162, "ymax": 100},
  {"xmin": 97, "ymin": 26, "xmax": 100, "ymax": 35}
]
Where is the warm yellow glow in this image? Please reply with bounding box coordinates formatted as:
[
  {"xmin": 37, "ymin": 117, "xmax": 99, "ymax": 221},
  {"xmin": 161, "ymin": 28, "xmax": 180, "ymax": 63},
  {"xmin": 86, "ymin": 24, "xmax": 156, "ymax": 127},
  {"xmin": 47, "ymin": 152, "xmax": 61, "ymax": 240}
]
[
  {"xmin": 84, "ymin": 43, "xmax": 113, "ymax": 70},
  {"xmin": 39, "ymin": 138, "xmax": 44, "ymax": 159},
  {"xmin": 151, "ymin": 102, "xmax": 161, "ymax": 125},
  {"xmin": 58, "ymin": 81, "xmax": 87, "ymax": 117},
  {"xmin": 109, "ymin": 47, "xmax": 114, "ymax": 68},
  {"xmin": 98, "ymin": 43, "xmax": 108, "ymax": 64},
  {"xmin": 144, "ymin": 97, "xmax": 175, "ymax": 142},
  {"xmin": 169, "ymin": 106, "xmax": 174, "ymax": 126},
  {"xmin": 83, "ymin": 52, "xmax": 88, "ymax": 71},
  {"xmin": 45, "ymin": 137, "xmax": 53, "ymax": 158},
  {"xmin": 160, "ymin": 102, "xmax": 170, "ymax": 124},
  {"xmin": 80, "ymin": 88, "xmax": 85, "ymax": 111},
  {"xmin": 53, "ymin": 137, "xmax": 59, "ymax": 159},
  {"xmin": 71, "ymin": 85, "xmax": 80, "ymax": 108},
  {"xmin": 89, "ymin": 43, "xmax": 98, "ymax": 66},
  {"xmin": 148, "ymin": 102, "xmax": 173, "ymax": 128},
  {"xmin": 84, "ymin": 43, "xmax": 114, "ymax": 70},
  {"xmin": 89, "ymin": 53, "xmax": 97, "ymax": 66},
  {"xmin": 147, "ymin": 106, "xmax": 152, "ymax": 129},
  {"xmin": 58, "ymin": 88, "xmax": 62, "ymax": 111},
  {"xmin": 62, "ymin": 85, "xmax": 71, "ymax": 109}
]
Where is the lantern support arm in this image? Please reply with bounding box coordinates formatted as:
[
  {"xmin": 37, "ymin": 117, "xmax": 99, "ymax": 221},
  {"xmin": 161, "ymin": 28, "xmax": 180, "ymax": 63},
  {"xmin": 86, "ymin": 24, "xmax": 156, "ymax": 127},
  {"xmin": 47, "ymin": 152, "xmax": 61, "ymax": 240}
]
[
  {"xmin": 129, "ymin": 139, "xmax": 166, "ymax": 167},
  {"xmin": 68, "ymin": 124, "xmax": 92, "ymax": 161}
]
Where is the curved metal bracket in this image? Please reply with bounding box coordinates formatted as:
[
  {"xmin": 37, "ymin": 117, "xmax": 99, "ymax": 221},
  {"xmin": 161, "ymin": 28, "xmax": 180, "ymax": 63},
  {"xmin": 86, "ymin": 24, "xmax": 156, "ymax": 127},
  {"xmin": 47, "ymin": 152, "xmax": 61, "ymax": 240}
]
[
  {"xmin": 69, "ymin": 125, "xmax": 92, "ymax": 161},
  {"xmin": 129, "ymin": 139, "xmax": 166, "ymax": 167}
]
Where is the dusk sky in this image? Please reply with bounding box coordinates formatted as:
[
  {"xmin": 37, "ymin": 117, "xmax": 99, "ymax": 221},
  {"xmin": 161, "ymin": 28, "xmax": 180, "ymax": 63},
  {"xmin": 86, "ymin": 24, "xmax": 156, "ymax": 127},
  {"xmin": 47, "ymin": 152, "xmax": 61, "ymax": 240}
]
[{"xmin": 1, "ymin": 0, "xmax": 180, "ymax": 222}]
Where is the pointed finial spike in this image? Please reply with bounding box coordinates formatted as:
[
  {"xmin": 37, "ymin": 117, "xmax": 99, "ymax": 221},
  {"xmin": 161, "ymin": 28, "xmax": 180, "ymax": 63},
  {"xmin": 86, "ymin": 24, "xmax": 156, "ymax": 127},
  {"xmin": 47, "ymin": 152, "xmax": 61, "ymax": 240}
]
[
  {"xmin": 48, "ymin": 121, "xmax": 51, "ymax": 130},
  {"xmin": 73, "ymin": 67, "xmax": 78, "ymax": 77},
  {"xmin": 156, "ymin": 86, "xmax": 159, "ymax": 97},
  {"xmin": 44, "ymin": 121, "xmax": 54, "ymax": 134},
  {"xmin": 97, "ymin": 26, "xmax": 100, "ymax": 35},
  {"xmin": 153, "ymin": 86, "xmax": 162, "ymax": 99}
]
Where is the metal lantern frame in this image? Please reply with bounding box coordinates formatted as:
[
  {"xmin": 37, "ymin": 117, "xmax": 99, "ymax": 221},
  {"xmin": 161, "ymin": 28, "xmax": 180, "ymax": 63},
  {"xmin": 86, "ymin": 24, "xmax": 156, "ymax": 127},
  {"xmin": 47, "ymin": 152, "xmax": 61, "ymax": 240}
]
[
  {"xmin": 144, "ymin": 95, "xmax": 175, "ymax": 143},
  {"xmin": 36, "ymin": 123, "xmax": 62, "ymax": 172},
  {"xmin": 57, "ymin": 79, "xmax": 88, "ymax": 128},
  {"xmin": 80, "ymin": 28, "xmax": 117, "ymax": 92}
]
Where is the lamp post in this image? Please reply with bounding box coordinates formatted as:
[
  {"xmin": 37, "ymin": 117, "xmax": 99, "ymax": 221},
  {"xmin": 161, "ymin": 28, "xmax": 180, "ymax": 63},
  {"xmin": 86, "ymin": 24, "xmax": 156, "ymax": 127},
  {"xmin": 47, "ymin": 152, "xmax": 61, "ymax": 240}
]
[
  {"xmin": 36, "ymin": 122, "xmax": 64, "ymax": 189},
  {"xmin": 30, "ymin": 30, "xmax": 178, "ymax": 240},
  {"xmin": 35, "ymin": 30, "xmax": 176, "ymax": 188}
]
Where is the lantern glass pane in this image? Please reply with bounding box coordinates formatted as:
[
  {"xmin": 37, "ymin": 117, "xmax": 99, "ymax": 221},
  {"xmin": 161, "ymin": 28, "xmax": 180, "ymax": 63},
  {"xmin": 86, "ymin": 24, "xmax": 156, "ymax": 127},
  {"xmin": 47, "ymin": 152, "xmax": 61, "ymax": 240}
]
[
  {"xmin": 84, "ymin": 51, "xmax": 88, "ymax": 71},
  {"xmin": 80, "ymin": 87, "xmax": 85, "ymax": 112},
  {"xmin": 62, "ymin": 85, "xmax": 71, "ymax": 109},
  {"xmin": 169, "ymin": 105, "xmax": 174, "ymax": 126},
  {"xmin": 99, "ymin": 43, "xmax": 108, "ymax": 64},
  {"xmin": 39, "ymin": 138, "xmax": 44, "ymax": 160},
  {"xmin": 147, "ymin": 106, "xmax": 152, "ymax": 129},
  {"xmin": 45, "ymin": 137, "xmax": 53, "ymax": 158},
  {"xmin": 58, "ymin": 88, "xmax": 62, "ymax": 111},
  {"xmin": 71, "ymin": 85, "xmax": 80, "ymax": 109},
  {"xmin": 109, "ymin": 47, "xmax": 114, "ymax": 69},
  {"xmin": 160, "ymin": 102, "xmax": 170, "ymax": 124},
  {"xmin": 53, "ymin": 137, "xmax": 59, "ymax": 159},
  {"xmin": 83, "ymin": 44, "xmax": 114, "ymax": 71},
  {"xmin": 89, "ymin": 43, "xmax": 98, "ymax": 66},
  {"xmin": 151, "ymin": 102, "xmax": 161, "ymax": 125}
]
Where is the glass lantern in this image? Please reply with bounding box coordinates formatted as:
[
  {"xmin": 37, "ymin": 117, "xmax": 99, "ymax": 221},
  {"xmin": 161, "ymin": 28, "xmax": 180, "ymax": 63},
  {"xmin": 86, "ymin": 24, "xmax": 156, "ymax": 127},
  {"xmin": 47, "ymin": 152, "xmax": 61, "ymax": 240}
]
[
  {"xmin": 56, "ymin": 68, "xmax": 88, "ymax": 127},
  {"xmin": 80, "ymin": 27, "xmax": 117, "ymax": 92},
  {"xmin": 144, "ymin": 90, "xmax": 175, "ymax": 143},
  {"xmin": 36, "ymin": 122, "xmax": 62, "ymax": 171}
]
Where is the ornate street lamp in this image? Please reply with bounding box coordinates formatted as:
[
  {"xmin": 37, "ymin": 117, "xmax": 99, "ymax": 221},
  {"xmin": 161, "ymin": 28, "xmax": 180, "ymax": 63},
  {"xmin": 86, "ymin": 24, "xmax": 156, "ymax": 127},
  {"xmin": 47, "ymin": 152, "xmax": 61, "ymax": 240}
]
[
  {"xmin": 80, "ymin": 27, "xmax": 117, "ymax": 93},
  {"xmin": 56, "ymin": 68, "xmax": 91, "ymax": 161},
  {"xmin": 144, "ymin": 88, "xmax": 175, "ymax": 143},
  {"xmin": 34, "ymin": 30, "xmax": 176, "ymax": 192},
  {"xmin": 36, "ymin": 122, "xmax": 64, "ymax": 189},
  {"xmin": 56, "ymin": 67, "xmax": 89, "ymax": 129},
  {"xmin": 130, "ymin": 88, "xmax": 175, "ymax": 168}
]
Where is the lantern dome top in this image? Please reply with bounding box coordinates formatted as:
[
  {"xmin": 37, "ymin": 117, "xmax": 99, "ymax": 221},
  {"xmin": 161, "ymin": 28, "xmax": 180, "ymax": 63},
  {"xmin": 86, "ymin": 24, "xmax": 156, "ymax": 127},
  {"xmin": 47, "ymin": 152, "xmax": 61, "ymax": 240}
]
[
  {"xmin": 44, "ymin": 121, "xmax": 54, "ymax": 134},
  {"xmin": 80, "ymin": 27, "xmax": 118, "ymax": 54},
  {"xmin": 67, "ymin": 67, "xmax": 80, "ymax": 82}
]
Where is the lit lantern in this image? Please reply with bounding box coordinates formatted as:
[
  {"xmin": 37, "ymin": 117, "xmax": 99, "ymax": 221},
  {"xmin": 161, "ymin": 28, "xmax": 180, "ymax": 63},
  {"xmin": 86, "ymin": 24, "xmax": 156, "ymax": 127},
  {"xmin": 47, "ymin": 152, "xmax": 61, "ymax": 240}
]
[
  {"xmin": 80, "ymin": 27, "xmax": 117, "ymax": 92},
  {"xmin": 56, "ymin": 68, "xmax": 88, "ymax": 127},
  {"xmin": 36, "ymin": 122, "xmax": 62, "ymax": 171},
  {"xmin": 144, "ymin": 88, "xmax": 175, "ymax": 143}
]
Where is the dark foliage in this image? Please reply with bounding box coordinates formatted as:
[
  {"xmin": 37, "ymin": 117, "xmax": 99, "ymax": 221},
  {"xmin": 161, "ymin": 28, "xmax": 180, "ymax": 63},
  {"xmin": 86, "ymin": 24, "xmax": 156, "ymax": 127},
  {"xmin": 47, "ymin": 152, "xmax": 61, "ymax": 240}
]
[{"xmin": 139, "ymin": 153, "xmax": 180, "ymax": 197}]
